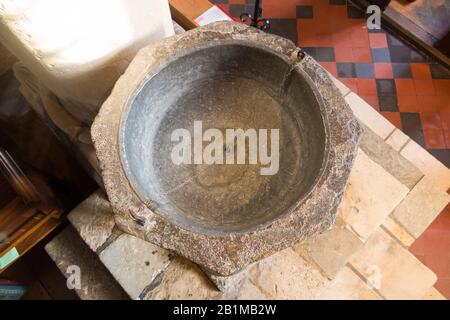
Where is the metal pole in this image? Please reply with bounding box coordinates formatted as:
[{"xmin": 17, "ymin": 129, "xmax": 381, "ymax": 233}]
[{"xmin": 252, "ymin": 0, "xmax": 261, "ymax": 27}]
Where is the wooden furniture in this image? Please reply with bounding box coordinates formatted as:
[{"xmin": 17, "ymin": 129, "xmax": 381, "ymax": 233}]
[
  {"xmin": 169, "ymin": 0, "xmax": 213, "ymax": 30},
  {"xmin": 0, "ymin": 197, "xmax": 63, "ymax": 274}
]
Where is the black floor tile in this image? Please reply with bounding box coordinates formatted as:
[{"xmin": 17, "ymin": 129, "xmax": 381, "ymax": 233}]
[
  {"xmin": 302, "ymin": 47, "xmax": 317, "ymax": 59},
  {"xmin": 376, "ymin": 79, "xmax": 397, "ymax": 95},
  {"xmin": 329, "ymin": 0, "xmax": 346, "ymax": 5},
  {"xmin": 429, "ymin": 149, "xmax": 450, "ymax": 168},
  {"xmin": 267, "ymin": 19, "xmax": 298, "ymax": 44},
  {"xmin": 389, "ymin": 46, "xmax": 412, "ymax": 63},
  {"xmin": 347, "ymin": 3, "xmax": 365, "ymax": 18},
  {"xmin": 337, "ymin": 63, "xmax": 356, "ymax": 77},
  {"xmin": 316, "ymin": 47, "xmax": 335, "ymax": 62},
  {"xmin": 392, "ymin": 63, "xmax": 413, "ymax": 78},
  {"xmin": 379, "ymin": 95, "xmax": 398, "ymax": 112},
  {"xmin": 410, "ymin": 50, "xmax": 429, "ymax": 62},
  {"xmin": 228, "ymin": 4, "xmax": 245, "ymax": 17},
  {"xmin": 401, "ymin": 112, "xmax": 425, "ymax": 147},
  {"xmin": 429, "ymin": 63, "xmax": 450, "ymax": 79},
  {"xmin": 355, "ymin": 63, "xmax": 375, "ymax": 78},
  {"xmin": 296, "ymin": 5, "xmax": 313, "ymax": 19},
  {"xmin": 372, "ymin": 48, "xmax": 391, "ymax": 62},
  {"xmin": 386, "ymin": 33, "xmax": 405, "ymax": 47}
]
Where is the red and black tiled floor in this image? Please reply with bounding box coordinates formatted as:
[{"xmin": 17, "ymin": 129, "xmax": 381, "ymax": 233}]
[
  {"xmin": 211, "ymin": 0, "xmax": 450, "ymax": 298},
  {"xmin": 212, "ymin": 0, "xmax": 450, "ymax": 168},
  {"xmin": 410, "ymin": 203, "xmax": 450, "ymax": 298}
]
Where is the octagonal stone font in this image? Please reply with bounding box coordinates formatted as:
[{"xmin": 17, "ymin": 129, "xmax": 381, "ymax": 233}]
[{"xmin": 91, "ymin": 22, "xmax": 362, "ymax": 276}]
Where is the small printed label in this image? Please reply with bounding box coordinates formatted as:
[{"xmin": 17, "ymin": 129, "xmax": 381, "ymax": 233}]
[
  {"xmin": 0, "ymin": 247, "xmax": 19, "ymax": 270},
  {"xmin": 195, "ymin": 5, "xmax": 233, "ymax": 26}
]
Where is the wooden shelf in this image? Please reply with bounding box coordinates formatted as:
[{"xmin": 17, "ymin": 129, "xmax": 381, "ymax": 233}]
[
  {"xmin": 0, "ymin": 198, "xmax": 63, "ymax": 274},
  {"xmin": 169, "ymin": 0, "xmax": 213, "ymax": 30}
]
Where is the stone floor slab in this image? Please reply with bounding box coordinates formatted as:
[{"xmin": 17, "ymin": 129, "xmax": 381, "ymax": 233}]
[
  {"xmin": 349, "ymin": 229, "xmax": 437, "ymax": 300},
  {"xmin": 421, "ymin": 287, "xmax": 447, "ymax": 300},
  {"xmin": 391, "ymin": 176, "xmax": 450, "ymax": 238},
  {"xmin": 300, "ymin": 220, "xmax": 363, "ymax": 279},
  {"xmin": 68, "ymin": 190, "xmax": 116, "ymax": 252},
  {"xmin": 243, "ymin": 248, "xmax": 329, "ymax": 300},
  {"xmin": 45, "ymin": 226, "xmax": 128, "ymax": 300},
  {"xmin": 317, "ymin": 266, "xmax": 382, "ymax": 300},
  {"xmin": 359, "ymin": 126, "xmax": 423, "ymax": 189},
  {"xmin": 385, "ymin": 129, "xmax": 409, "ymax": 152},
  {"xmin": 400, "ymin": 140, "xmax": 450, "ymax": 191},
  {"xmin": 99, "ymin": 233, "xmax": 171, "ymax": 299},
  {"xmin": 339, "ymin": 149, "xmax": 409, "ymax": 240},
  {"xmin": 143, "ymin": 257, "xmax": 221, "ymax": 300},
  {"xmin": 382, "ymin": 217, "xmax": 415, "ymax": 247}
]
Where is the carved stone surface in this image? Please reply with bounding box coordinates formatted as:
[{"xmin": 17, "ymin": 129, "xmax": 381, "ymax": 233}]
[
  {"xmin": 68, "ymin": 190, "xmax": 116, "ymax": 252},
  {"xmin": 91, "ymin": 21, "xmax": 362, "ymax": 275}
]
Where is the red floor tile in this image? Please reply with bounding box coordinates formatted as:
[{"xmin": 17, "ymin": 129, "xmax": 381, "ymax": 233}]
[
  {"xmin": 319, "ymin": 62, "xmax": 337, "ymax": 77},
  {"xmin": 339, "ymin": 78, "xmax": 358, "ymax": 93},
  {"xmin": 424, "ymin": 128, "xmax": 446, "ymax": 149},
  {"xmin": 414, "ymin": 79, "xmax": 435, "ymax": 96},
  {"xmin": 374, "ymin": 63, "xmax": 393, "ymax": 78},
  {"xmin": 410, "ymin": 204, "xmax": 450, "ymax": 299},
  {"xmin": 352, "ymin": 47, "xmax": 372, "ymax": 63},
  {"xmin": 263, "ymin": 2, "xmax": 297, "ymax": 18},
  {"xmin": 441, "ymin": 112, "xmax": 450, "ymax": 130},
  {"xmin": 434, "ymin": 279, "xmax": 450, "ymax": 299},
  {"xmin": 314, "ymin": 33, "xmax": 334, "ymax": 47},
  {"xmin": 417, "ymin": 95, "xmax": 440, "ymax": 113},
  {"xmin": 397, "ymin": 95, "xmax": 420, "ymax": 112},
  {"xmin": 435, "ymin": 96, "xmax": 450, "ymax": 112},
  {"xmin": 356, "ymin": 78, "xmax": 377, "ymax": 95},
  {"xmin": 334, "ymin": 46, "xmax": 353, "ymax": 62},
  {"xmin": 331, "ymin": 29, "xmax": 354, "ymax": 47},
  {"xmin": 424, "ymin": 253, "xmax": 450, "ymax": 279},
  {"xmin": 445, "ymin": 129, "xmax": 450, "ymax": 148},
  {"xmin": 410, "ymin": 237, "xmax": 426, "ymax": 256},
  {"xmin": 433, "ymin": 79, "xmax": 450, "ymax": 95},
  {"xmin": 411, "ymin": 63, "xmax": 432, "ymax": 79},
  {"xmin": 421, "ymin": 112, "xmax": 443, "ymax": 130},
  {"xmin": 395, "ymin": 79, "xmax": 416, "ymax": 96},
  {"xmin": 381, "ymin": 111, "xmax": 402, "ymax": 129},
  {"xmin": 350, "ymin": 28, "xmax": 369, "ymax": 47},
  {"xmin": 368, "ymin": 33, "xmax": 388, "ymax": 48},
  {"xmin": 440, "ymin": 102, "xmax": 450, "ymax": 114}
]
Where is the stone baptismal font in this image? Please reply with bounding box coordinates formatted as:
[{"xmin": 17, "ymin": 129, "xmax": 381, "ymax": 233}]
[{"xmin": 92, "ymin": 22, "xmax": 362, "ymax": 276}]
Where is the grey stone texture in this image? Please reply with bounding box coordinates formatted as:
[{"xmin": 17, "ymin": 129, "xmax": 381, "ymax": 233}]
[
  {"xmin": 99, "ymin": 233, "xmax": 172, "ymax": 299},
  {"xmin": 359, "ymin": 124, "xmax": 423, "ymax": 189},
  {"xmin": 45, "ymin": 226, "xmax": 128, "ymax": 300},
  {"xmin": 298, "ymin": 219, "xmax": 364, "ymax": 279},
  {"xmin": 68, "ymin": 190, "xmax": 116, "ymax": 252},
  {"xmin": 391, "ymin": 177, "xmax": 450, "ymax": 238},
  {"xmin": 91, "ymin": 21, "xmax": 362, "ymax": 276}
]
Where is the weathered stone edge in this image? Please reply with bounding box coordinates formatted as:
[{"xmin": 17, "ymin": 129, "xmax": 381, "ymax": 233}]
[{"xmin": 91, "ymin": 21, "xmax": 362, "ymax": 275}]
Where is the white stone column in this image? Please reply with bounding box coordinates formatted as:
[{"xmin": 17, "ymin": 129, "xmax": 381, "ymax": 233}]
[{"xmin": 0, "ymin": 0, "xmax": 174, "ymax": 127}]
